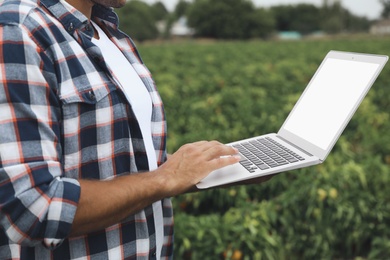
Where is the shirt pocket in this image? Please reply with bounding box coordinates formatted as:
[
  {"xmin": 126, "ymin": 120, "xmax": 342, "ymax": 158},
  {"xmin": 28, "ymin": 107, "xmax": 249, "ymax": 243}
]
[
  {"xmin": 59, "ymin": 83, "xmax": 130, "ymax": 174},
  {"xmin": 59, "ymin": 83, "xmax": 123, "ymax": 119}
]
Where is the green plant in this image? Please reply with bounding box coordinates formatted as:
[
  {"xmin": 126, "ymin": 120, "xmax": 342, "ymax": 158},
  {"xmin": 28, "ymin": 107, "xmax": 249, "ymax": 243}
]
[{"xmin": 139, "ymin": 37, "xmax": 390, "ymax": 259}]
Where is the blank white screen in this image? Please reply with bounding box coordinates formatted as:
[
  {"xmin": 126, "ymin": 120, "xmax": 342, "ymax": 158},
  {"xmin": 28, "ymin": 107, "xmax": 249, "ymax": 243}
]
[{"xmin": 283, "ymin": 58, "xmax": 379, "ymax": 150}]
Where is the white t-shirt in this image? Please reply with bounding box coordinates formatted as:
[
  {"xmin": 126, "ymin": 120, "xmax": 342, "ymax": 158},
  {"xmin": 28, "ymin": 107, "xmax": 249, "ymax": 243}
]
[{"xmin": 91, "ymin": 22, "xmax": 163, "ymax": 259}]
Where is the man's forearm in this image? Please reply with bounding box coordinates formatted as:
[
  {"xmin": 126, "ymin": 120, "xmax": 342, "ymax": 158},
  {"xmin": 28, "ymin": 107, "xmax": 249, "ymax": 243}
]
[
  {"xmin": 70, "ymin": 171, "xmax": 167, "ymax": 237},
  {"xmin": 69, "ymin": 141, "xmax": 240, "ymax": 237}
]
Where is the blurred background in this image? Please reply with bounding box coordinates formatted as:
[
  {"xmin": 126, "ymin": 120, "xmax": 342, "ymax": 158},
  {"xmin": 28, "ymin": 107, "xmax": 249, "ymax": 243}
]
[
  {"xmin": 116, "ymin": 1, "xmax": 390, "ymax": 259},
  {"xmin": 115, "ymin": 0, "xmax": 388, "ymax": 41}
]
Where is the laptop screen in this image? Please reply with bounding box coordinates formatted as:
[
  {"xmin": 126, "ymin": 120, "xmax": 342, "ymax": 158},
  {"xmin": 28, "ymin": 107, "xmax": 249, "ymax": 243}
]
[{"xmin": 282, "ymin": 57, "xmax": 380, "ymax": 150}]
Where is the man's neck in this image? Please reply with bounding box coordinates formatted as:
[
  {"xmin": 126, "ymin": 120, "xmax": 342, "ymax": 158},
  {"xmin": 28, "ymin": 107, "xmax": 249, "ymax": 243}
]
[{"xmin": 65, "ymin": 0, "xmax": 94, "ymax": 19}]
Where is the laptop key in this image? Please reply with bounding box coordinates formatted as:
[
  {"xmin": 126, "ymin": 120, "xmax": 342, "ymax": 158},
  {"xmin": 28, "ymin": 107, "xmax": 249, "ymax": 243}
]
[{"xmin": 257, "ymin": 163, "xmax": 270, "ymax": 170}]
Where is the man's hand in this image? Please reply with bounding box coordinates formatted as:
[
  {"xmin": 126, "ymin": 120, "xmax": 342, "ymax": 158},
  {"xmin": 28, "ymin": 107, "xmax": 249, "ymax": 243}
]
[
  {"xmin": 165, "ymin": 144, "xmax": 275, "ymax": 192},
  {"xmin": 156, "ymin": 141, "xmax": 241, "ymax": 196}
]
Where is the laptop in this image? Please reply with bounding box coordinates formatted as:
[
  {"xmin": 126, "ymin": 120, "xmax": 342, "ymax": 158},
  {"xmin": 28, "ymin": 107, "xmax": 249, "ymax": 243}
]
[{"xmin": 196, "ymin": 50, "xmax": 388, "ymax": 189}]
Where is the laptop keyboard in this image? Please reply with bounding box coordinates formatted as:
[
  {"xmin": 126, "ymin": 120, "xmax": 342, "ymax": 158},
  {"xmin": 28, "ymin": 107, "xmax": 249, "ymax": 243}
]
[{"xmin": 232, "ymin": 137, "xmax": 305, "ymax": 173}]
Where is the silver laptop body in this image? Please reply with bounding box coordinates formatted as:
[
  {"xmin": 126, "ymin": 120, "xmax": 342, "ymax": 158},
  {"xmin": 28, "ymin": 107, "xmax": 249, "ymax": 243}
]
[{"xmin": 197, "ymin": 50, "xmax": 388, "ymax": 189}]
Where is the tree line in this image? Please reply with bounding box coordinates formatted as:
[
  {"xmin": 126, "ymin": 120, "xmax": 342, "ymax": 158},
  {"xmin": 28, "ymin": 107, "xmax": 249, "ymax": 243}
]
[{"xmin": 115, "ymin": 0, "xmax": 381, "ymax": 41}]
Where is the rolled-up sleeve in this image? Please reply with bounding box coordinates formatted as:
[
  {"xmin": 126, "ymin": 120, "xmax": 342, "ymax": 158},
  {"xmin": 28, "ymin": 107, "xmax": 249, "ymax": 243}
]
[{"xmin": 0, "ymin": 22, "xmax": 81, "ymax": 248}]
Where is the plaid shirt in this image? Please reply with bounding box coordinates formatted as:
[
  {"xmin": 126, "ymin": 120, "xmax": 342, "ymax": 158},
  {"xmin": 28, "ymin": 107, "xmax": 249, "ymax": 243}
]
[{"xmin": 0, "ymin": 0, "xmax": 173, "ymax": 259}]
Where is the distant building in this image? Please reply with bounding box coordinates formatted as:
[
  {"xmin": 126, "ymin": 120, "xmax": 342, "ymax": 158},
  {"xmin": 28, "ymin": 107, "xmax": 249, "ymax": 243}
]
[
  {"xmin": 370, "ymin": 19, "xmax": 390, "ymax": 35},
  {"xmin": 170, "ymin": 17, "xmax": 195, "ymax": 37},
  {"xmin": 156, "ymin": 17, "xmax": 194, "ymax": 38},
  {"xmin": 277, "ymin": 31, "xmax": 302, "ymax": 40}
]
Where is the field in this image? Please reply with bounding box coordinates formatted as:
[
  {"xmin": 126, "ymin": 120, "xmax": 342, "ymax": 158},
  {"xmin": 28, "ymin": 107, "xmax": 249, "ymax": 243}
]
[{"xmin": 139, "ymin": 36, "xmax": 390, "ymax": 259}]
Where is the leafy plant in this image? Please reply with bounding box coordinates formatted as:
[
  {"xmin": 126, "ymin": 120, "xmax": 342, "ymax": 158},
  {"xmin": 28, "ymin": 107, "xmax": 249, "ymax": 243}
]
[{"xmin": 139, "ymin": 37, "xmax": 390, "ymax": 259}]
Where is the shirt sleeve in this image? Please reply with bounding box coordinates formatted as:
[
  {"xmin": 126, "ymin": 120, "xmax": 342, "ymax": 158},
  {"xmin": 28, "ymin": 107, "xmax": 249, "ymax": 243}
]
[{"xmin": 0, "ymin": 23, "xmax": 81, "ymax": 249}]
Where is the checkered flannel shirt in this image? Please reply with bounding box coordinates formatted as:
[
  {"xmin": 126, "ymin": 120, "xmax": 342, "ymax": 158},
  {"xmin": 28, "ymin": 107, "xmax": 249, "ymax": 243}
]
[{"xmin": 0, "ymin": 0, "xmax": 173, "ymax": 259}]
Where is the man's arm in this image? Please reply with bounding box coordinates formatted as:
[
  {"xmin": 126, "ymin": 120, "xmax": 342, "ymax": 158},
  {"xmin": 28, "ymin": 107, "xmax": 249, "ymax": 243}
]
[
  {"xmin": 70, "ymin": 141, "xmax": 240, "ymax": 237},
  {"xmin": 0, "ymin": 22, "xmax": 83, "ymax": 248}
]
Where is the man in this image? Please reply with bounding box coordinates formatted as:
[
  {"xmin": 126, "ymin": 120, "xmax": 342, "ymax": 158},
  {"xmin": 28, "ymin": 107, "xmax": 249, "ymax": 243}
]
[{"xmin": 0, "ymin": 0, "xmax": 269, "ymax": 258}]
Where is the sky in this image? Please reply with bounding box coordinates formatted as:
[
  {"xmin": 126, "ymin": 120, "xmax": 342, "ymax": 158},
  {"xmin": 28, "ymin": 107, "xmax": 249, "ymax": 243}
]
[{"xmin": 142, "ymin": 0, "xmax": 383, "ymax": 20}]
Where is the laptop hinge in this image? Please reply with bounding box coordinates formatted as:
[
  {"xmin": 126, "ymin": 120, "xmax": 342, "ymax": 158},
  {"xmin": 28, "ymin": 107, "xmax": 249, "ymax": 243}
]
[{"xmin": 276, "ymin": 135, "xmax": 314, "ymax": 157}]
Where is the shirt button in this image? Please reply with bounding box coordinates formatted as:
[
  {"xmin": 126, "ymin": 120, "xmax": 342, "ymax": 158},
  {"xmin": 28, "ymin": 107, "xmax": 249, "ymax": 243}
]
[
  {"xmin": 68, "ymin": 23, "xmax": 74, "ymax": 32},
  {"xmin": 88, "ymin": 91, "xmax": 96, "ymax": 101}
]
